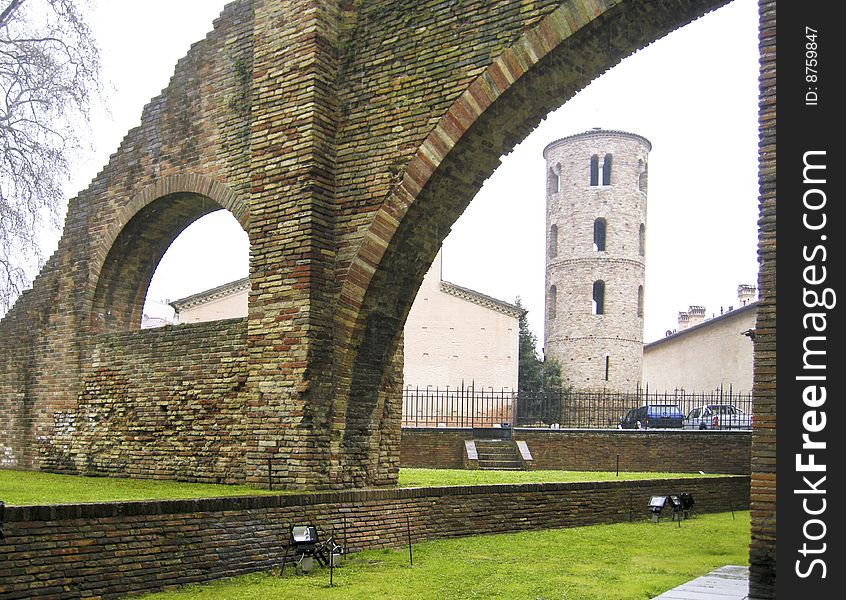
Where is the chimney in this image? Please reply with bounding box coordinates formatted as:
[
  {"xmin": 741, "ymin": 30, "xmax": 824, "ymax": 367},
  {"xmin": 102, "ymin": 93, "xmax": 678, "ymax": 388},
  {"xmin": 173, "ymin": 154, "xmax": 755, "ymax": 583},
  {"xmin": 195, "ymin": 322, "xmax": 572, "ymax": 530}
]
[
  {"xmin": 738, "ymin": 284, "xmax": 757, "ymax": 306},
  {"xmin": 678, "ymin": 311, "xmax": 690, "ymax": 331},
  {"xmin": 687, "ymin": 305, "xmax": 706, "ymax": 327}
]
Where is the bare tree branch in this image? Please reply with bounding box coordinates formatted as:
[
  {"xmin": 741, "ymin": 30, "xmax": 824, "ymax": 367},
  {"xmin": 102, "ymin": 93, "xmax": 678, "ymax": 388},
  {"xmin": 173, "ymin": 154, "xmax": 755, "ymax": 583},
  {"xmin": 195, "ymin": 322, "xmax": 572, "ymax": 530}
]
[
  {"xmin": 0, "ymin": 0, "xmax": 100, "ymax": 313},
  {"xmin": 0, "ymin": 1, "xmax": 28, "ymax": 30}
]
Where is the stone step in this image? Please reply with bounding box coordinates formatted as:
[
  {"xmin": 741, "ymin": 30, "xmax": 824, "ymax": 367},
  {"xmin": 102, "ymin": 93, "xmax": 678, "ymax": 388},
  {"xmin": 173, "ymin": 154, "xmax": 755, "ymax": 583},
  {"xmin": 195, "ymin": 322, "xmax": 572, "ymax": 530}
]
[
  {"xmin": 471, "ymin": 440, "xmax": 527, "ymax": 471},
  {"xmin": 476, "ymin": 448, "xmax": 516, "ymax": 456},
  {"xmin": 478, "ymin": 459, "xmax": 523, "ymax": 469}
]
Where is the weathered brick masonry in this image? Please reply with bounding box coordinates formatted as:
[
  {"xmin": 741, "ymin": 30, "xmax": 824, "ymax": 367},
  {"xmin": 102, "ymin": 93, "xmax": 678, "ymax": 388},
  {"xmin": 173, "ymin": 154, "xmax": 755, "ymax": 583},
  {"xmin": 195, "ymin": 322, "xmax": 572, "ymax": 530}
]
[
  {"xmin": 401, "ymin": 428, "xmax": 752, "ymax": 474},
  {"xmin": 749, "ymin": 0, "xmax": 775, "ymax": 597},
  {"xmin": 41, "ymin": 319, "xmax": 250, "ymax": 482},
  {"xmin": 0, "ymin": 476, "xmax": 749, "ymax": 599},
  {"xmin": 0, "ymin": 0, "xmax": 776, "ymax": 594}
]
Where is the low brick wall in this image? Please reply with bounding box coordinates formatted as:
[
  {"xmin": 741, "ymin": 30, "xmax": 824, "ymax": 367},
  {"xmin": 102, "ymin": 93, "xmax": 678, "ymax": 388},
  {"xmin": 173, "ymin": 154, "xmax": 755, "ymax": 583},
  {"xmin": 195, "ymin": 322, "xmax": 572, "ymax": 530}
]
[
  {"xmin": 0, "ymin": 476, "xmax": 748, "ymax": 599},
  {"xmin": 400, "ymin": 428, "xmax": 751, "ymax": 475}
]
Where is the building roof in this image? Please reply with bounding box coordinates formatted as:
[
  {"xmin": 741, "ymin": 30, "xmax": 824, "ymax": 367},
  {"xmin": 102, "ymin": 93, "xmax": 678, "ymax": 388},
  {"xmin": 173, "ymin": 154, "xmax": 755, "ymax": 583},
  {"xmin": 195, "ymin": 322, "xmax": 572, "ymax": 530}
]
[
  {"xmin": 543, "ymin": 127, "xmax": 652, "ymax": 157},
  {"xmin": 644, "ymin": 301, "xmax": 758, "ymax": 349},
  {"xmin": 440, "ymin": 280, "xmax": 525, "ymax": 319},
  {"xmin": 169, "ymin": 277, "xmax": 250, "ymax": 313},
  {"xmin": 167, "ymin": 275, "xmax": 524, "ymax": 320}
]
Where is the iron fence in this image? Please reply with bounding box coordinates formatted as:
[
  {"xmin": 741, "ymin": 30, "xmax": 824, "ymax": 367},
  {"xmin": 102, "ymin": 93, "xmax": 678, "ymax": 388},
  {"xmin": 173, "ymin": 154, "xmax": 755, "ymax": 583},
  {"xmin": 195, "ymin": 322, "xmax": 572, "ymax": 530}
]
[
  {"xmin": 401, "ymin": 384, "xmax": 753, "ymax": 430},
  {"xmin": 401, "ymin": 383, "xmax": 513, "ymax": 428}
]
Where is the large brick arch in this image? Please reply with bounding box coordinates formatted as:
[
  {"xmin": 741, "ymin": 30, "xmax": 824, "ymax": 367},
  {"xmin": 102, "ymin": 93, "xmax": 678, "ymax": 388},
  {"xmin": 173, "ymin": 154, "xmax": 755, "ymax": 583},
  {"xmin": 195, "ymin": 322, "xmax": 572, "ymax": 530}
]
[
  {"xmin": 332, "ymin": 0, "xmax": 731, "ymax": 484},
  {"xmin": 90, "ymin": 175, "xmax": 247, "ymax": 333}
]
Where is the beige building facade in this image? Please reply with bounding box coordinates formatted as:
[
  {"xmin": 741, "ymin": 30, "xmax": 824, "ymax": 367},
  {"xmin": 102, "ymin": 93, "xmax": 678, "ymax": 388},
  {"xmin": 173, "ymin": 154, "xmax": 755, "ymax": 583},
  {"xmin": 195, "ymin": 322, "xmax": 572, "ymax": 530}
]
[
  {"xmin": 167, "ymin": 252, "xmax": 522, "ymax": 391},
  {"xmin": 642, "ymin": 293, "xmax": 757, "ymax": 394},
  {"xmin": 169, "ymin": 278, "xmax": 250, "ymax": 323},
  {"xmin": 402, "ymin": 252, "xmax": 522, "ymax": 392}
]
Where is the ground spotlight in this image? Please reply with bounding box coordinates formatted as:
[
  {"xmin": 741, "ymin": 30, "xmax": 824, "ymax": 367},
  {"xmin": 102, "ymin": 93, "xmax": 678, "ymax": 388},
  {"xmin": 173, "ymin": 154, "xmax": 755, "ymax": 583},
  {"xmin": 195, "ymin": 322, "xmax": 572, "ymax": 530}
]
[
  {"xmin": 679, "ymin": 492, "xmax": 695, "ymax": 518},
  {"xmin": 648, "ymin": 495, "xmax": 667, "ymax": 522}
]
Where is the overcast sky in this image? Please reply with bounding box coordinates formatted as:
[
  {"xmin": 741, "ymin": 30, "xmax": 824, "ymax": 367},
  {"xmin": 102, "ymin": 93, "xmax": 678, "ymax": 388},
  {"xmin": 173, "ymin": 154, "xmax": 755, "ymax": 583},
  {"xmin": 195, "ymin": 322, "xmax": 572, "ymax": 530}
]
[{"xmin": 60, "ymin": 0, "xmax": 760, "ymax": 345}]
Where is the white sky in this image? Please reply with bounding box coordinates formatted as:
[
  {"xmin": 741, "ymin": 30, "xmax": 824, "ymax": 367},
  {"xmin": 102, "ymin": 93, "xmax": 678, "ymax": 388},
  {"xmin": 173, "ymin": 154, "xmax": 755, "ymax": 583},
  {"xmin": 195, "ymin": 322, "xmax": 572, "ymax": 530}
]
[{"xmin": 60, "ymin": 0, "xmax": 760, "ymax": 345}]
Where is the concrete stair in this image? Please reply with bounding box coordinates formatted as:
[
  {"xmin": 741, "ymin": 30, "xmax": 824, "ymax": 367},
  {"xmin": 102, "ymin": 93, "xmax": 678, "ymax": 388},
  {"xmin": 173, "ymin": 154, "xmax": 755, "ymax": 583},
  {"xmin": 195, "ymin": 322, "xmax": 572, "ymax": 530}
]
[{"xmin": 473, "ymin": 440, "xmax": 524, "ymax": 470}]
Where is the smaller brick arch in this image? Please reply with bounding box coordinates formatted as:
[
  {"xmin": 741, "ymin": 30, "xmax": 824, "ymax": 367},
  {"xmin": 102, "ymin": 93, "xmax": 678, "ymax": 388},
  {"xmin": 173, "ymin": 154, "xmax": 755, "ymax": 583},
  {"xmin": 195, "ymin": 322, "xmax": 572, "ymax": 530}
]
[{"xmin": 89, "ymin": 175, "xmax": 248, "ymax": 333}]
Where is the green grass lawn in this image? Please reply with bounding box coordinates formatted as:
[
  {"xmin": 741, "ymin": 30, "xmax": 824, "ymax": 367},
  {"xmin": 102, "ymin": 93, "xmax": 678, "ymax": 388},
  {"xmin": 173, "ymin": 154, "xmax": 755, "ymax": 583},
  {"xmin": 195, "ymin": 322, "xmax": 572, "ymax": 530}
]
[
  {"xmin": 398, "ymin": 468, "xmax": 719, "ymax": 488},
  {"xmin": 0, "ymin": 468, "xmax": 724, "ymax": 505},
  {"xmin": 138, "ymin": 511, "xmax": 750, "ymax": 599}
]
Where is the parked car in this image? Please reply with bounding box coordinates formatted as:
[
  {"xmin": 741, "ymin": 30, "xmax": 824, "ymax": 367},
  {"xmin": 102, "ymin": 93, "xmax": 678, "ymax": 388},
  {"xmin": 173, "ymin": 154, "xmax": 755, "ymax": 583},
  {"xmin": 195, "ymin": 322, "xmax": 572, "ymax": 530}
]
[
  {"xmin": 619, "ymin": 404, "xmax": 685, "ymax": 429},
  {"xmin": 684, "ymin": 404, "xmax": 751, "ymax": 430}
]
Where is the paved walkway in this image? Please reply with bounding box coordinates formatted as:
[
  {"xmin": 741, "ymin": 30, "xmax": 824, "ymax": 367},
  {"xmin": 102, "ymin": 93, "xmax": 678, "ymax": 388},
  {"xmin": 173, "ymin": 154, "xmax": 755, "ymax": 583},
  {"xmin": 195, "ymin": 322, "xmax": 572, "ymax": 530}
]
[{"xmin": 652, "ymin": 565, "xmax": 749, "ymax": 599}]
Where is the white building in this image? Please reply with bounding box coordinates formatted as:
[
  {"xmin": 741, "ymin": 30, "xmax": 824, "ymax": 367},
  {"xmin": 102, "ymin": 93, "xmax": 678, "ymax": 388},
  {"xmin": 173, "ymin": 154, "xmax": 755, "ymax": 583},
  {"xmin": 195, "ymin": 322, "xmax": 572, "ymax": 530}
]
[
  {"xmin": 165, "ymin": 252, "xmax": 522, "ymax": 391},
  {"xmin": 642, "ymin": 285, "xmax": 758, "ymax": 393},
  {"xmin": 403, "ymin": 252, "xmax": 523, "ymax": 392}
]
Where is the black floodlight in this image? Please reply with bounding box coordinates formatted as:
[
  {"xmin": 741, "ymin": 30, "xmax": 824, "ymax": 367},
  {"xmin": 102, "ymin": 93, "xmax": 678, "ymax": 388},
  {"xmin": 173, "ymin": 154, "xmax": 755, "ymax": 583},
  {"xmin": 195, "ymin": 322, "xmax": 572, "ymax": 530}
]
[
  {"xmin": 292, "ymin": 525, "xmax": 318, "ymax": 546},
  {"xmin": 281, "ymin": 524, "xmax": 340, "ymax": 575},
  {"xmin": 648, "ymin": 495, "xmax": 668, "ymax": 522},
  {"xmin": 679, "ymin": 493, "xmax": 695, "ymax": 518},
  {"xmin": 288, "ymin": 525, "xmax": 324, "ymax": 574},
  {"xmin": 667, "ymin": 495, "xmax": 683, "ymax": 521}
]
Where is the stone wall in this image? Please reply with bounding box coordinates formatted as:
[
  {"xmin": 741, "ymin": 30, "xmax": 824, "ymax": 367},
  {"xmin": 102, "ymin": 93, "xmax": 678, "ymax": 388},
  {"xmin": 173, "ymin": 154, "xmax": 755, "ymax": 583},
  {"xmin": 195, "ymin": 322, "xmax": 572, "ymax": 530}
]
[
  {"xmin": 401, "ymin": 428, "xmax": 751, "ymax": 475},
  {"xmin": 0, "ymin": 476, "xmax": 749, "ymax": 599},
  {"xmin": 0, "ymin": 0, "xmax": 742, "ymax": 490}
]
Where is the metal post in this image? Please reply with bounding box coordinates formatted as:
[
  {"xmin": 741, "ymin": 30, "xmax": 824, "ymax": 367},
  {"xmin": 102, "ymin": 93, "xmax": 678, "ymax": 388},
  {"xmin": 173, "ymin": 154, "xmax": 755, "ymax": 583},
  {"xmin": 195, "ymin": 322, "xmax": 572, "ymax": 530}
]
[{"xmin": 406, "ymin": 515, "xmax": 413, "ymax": 566}]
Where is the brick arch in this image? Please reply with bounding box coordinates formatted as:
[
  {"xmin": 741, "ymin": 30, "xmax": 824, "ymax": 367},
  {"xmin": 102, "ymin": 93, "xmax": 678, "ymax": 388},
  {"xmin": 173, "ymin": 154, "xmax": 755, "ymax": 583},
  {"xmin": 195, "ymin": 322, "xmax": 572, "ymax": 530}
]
[
  {"xmin": 333, "ymin": 0, "xmax": 732, "ymax": 482},
  {"xmin": 90, "ymin": 175, "xmax": 247, "ymax": 333}
]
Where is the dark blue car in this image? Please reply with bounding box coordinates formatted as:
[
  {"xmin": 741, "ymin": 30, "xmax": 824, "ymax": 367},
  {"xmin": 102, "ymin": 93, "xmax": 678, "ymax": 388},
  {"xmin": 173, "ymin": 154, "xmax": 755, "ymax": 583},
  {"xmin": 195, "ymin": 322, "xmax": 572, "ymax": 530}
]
[{"xmin": 619, "ymin": 404, "xmax": 685, "ymax": 429}]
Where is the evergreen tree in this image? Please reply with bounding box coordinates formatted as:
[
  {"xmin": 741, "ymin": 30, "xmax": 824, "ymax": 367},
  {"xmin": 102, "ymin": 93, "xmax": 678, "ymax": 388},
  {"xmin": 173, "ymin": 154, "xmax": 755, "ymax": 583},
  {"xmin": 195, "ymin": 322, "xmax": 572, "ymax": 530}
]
[{"xmin": 515, "ymin": 298, "xmax": 563, "ymax": 393}]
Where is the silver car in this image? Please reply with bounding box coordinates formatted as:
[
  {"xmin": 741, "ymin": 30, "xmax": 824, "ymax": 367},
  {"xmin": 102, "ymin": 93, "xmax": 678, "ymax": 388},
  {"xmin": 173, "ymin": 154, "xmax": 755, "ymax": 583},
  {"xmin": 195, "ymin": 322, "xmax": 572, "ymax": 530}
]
[{"xmin": 684, "ymin": 404, "xmax": 751, "ymax": 430}]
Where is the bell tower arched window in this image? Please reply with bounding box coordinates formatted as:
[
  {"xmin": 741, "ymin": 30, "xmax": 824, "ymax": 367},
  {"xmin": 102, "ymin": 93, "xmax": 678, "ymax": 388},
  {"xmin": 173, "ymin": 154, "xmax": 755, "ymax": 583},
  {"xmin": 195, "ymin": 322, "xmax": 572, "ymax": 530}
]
[
  {"xmin": 548, "ymin": 167, "xmax": 559, "ymax": 194},
  {"xmin": 549, "ymin": 224, "xmax": 558, "ymax": 258},
  {"xmin": 592, "ymin": 280, "xmax": 605, "ymax": 315},
  {"xmin": 589, "ymin": 154, "xmax": 599, "ymax": 186},
  {"xmin": 593, "ymin": 218, "xmax": 606, "ymax": 252},
  {"xmin": 637, "ymin": 285, "xmax": 644, "ymax": 317},
  {"xmin": 638, "ymin": 223, "xmax": 646, "ymax": 256},
  {"xmin": 602, "ymin": 154, "xmax": 612, "ymax": 186},
  {"xmin": 638, "ymin": 160, "xmax": 648, "ymax": 192},
  {"xmin": 548, "ymin": 285, "xmax": 557, "ymax": 320}
]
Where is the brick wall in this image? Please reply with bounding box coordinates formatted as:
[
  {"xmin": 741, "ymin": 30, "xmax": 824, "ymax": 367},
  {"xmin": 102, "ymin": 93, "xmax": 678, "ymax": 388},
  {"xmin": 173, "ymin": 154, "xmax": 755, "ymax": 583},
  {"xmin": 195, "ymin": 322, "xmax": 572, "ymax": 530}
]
[
  {"xmin": 749, "ymin": 0, "xmax": 776, "ymax": 597},
  {"xmin": 0, "ymin": 476, "xmax": 749, "ymax": 599},
  {"xmin": 401, "ymin": 428, "xmax": 751, "ymax": 475},
  {"xmin": 40, "ymin": 319, "xmax": 250, "ymax": 483}
]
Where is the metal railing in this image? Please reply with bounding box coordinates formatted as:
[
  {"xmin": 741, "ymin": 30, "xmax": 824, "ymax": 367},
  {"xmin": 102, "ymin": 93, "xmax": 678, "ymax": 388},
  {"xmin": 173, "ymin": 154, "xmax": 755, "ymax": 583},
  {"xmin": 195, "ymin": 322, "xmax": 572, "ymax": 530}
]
[
  {"xmin": 401, "ymin": 383, "xmax": 514, "ymax": 429},
  {"xmin": 401, "ymin": 384, "xmax": 753, "ymax": 430}
]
